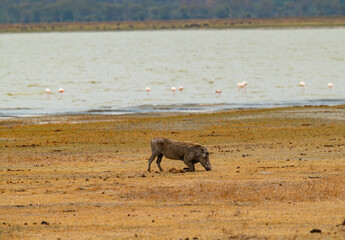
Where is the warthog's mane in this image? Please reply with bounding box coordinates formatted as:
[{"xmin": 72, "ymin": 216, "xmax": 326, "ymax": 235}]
[{"xmin": 170, "ymin": 139, "xmax": 201, "ymax": 148}]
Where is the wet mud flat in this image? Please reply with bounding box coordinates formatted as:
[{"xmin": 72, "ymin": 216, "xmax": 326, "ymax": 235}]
[{"xmin": 1, "ymin": 106, "xmax": 345, "ymax": 239}]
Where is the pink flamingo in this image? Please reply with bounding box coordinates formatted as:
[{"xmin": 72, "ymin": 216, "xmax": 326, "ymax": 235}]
[{"xmin": 237, "ymin": 81, "xmax": 247, "ymax": 88}]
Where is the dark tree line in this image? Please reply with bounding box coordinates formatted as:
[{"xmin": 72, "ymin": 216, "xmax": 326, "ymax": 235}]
[{"xmin": 1, "ymin": 0, "xmax": 345, "ymax": 24}]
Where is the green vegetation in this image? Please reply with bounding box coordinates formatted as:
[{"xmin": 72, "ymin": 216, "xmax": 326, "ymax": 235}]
[{"xmin": 1, "ymin": 0, "xmax": 345, "ymax": 24}]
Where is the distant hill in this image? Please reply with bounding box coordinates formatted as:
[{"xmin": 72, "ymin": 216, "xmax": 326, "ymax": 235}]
[{"xmin": 0, "ymin": 0, "xmax": 344, "ymax": 24}]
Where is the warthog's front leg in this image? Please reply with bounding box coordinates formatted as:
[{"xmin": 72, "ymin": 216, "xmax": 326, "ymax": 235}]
[
  {"xmin": 148, "ymin": 152, "xmax": 158, "ymax": 172},
  {"xmin": 156, "ymin": 153, "xmax": 164, "ymax": 171},
  {"xmin": 183, "ymin": 160, "xmax": 195, "ymax": 172}
]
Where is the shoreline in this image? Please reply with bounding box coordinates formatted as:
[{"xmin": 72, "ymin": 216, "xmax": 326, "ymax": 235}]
[
  {"xmin": 1, "ymin": 104, "xmax": 345, "ymax": 123},
  {"xmin": 2, "ymin": 100, "xmax": 345, "ymax": 120},
  {"xmin": 1, "ymin": 16, "xmax": 345, "ymax": 33}
]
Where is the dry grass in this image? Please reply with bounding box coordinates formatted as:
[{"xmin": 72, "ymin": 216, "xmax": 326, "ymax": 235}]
[
  {"xmin": 122, "ymin": 177, "xmax": 345, "ymax": 203},
  {"xmin": 1, "ymin": 106, "xmax": 345, "ymax": 239},
  {"xmin": 1, "ymin": 16, "xmax": 345, "ymax": 33}
]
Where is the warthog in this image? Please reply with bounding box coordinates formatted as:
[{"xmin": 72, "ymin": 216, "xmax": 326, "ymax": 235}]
[{"xmin": 147, "ymin": 137, "xmax": 211, "ymax": 172}]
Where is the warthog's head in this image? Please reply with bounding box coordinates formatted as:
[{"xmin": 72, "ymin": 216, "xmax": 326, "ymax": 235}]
[{"xmin": 198, "ymin": 147, "xmax": 211, "ymax": 171}]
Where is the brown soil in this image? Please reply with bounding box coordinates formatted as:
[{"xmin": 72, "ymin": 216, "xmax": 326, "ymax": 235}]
[
  {"xmin": 1, "ymin": 16, "xmax": 345, "ymax": 33},
  {"xmin": 1, "ymin": 106, "xmax": 345, "ymax": 239}
]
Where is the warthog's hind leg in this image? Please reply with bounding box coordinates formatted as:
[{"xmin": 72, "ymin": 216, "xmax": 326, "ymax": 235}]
[
  {"xmin": 156, "ymin": 153, "xmax": 164, "ymax": 171},
  {"xmin": 148, "ymin": 152, "xmax": 158, "ymax": 172}
]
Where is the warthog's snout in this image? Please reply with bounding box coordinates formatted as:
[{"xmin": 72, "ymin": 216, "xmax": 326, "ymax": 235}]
[
  {"xmin": 204, "ymin": 164, "xmax": 212, "ymax": 171},
  {"xmin": 200, "ymin": 159, "xmax": 212, "ymax": 171}
]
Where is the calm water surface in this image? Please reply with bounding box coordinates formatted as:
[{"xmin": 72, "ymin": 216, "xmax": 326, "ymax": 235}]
[{"xmin": 1, "ymin": 29, "xmax": 344, "ymax": 116}]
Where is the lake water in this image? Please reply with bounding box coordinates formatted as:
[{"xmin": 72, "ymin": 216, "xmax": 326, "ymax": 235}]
[{"xmin": 1, "ymin": 28, "xmax": 345, "ymax": 116}]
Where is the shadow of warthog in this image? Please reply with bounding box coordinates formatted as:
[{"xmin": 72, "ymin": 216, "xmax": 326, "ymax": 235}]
[{"xmin": 147, "ymin": 137, "xmax": 211, "ymax": 172}]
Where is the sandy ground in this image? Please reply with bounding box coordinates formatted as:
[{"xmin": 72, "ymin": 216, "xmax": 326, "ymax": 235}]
[{"xmin": 1, "ymin": 106, "xmax": 345, "ymax": 239}]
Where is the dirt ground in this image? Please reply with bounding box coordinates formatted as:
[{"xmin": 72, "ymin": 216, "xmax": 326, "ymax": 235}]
[
  {"xmin": 1, "ymin": 16, "xmax": 345, "ymax": 33},
  {"xmin": 1, "ymin": 106, "xmax": 345, "ymax": 239}
]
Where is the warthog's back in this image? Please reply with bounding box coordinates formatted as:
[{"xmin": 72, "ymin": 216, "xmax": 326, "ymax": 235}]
[{"xmin": 151, "ymin": 137, "xmax": 195, "ymax": 160}]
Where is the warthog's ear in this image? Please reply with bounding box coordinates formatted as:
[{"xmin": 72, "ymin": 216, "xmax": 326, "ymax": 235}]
[
  {"xmin": 198, "ymin": 147, "xmax": 209, "ymax": 157},
  {"xmin": 202, "ymin": 150, "xmax": 209, "ymax": 157},
  {"xmin": 197, "ymin": 146, "xmax": 207, "ymax": 153}
]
